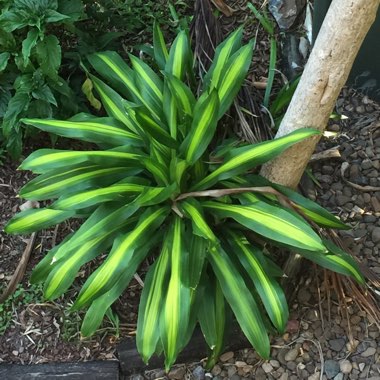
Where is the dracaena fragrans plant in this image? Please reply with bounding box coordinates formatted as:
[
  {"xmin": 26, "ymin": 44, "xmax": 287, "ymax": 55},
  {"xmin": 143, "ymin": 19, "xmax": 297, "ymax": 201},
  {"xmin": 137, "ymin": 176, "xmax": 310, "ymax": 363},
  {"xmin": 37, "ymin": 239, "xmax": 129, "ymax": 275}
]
[{"xmin": 5, "ymin": 25, "xmax": 363, "ymax": 369}]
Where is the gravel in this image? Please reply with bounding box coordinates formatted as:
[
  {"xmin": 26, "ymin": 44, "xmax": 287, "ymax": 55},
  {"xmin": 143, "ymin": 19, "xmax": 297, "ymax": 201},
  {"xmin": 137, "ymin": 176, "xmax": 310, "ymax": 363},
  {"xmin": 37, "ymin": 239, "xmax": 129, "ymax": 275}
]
[{"xmin": 128, "ymin": 90, "xmax": 380, "ymax": 380}]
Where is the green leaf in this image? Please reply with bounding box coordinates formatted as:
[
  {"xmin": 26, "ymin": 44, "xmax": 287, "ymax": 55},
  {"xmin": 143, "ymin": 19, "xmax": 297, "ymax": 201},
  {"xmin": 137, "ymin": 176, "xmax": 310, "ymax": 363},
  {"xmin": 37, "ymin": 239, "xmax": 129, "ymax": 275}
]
[
  {"xmin": 137, "ymin": 239, "xmax": 170, "ymax": 362},
  {"xmin": 20, "ymin": 165, "xmax": 131, "ymax": 200},
  {"xmin": 204, "ymin": 201, "xmax": 326, "ymax": 252},
  {"xmin": 153, "ymin": 21, "xmax": 168, "ymax": 70},
  {"xmin": 245, "ymin": 174, "xmax": 349, "ymax": 229},
  {"xmin": 181, "ymin": 198, "xmax": 217, "ymax": 243},
  {"xmin": 295, "ymin": 240, "xmax": 365, "ymax": 284},
  {"xmin": 263, "ymin": 37, "xmax": 277, "ymax": 108},
  {"xmin": 164, "ymin": 72, "xmax": 195, "ymax": 116},
  {"xmin": 81, "ymin": 237, "xmax": 157, "ymax": 337},
  {"xmin": 2, "ymin": 91, "xmax": 30, "ymax": 137},
  {"xmin": 208, "ymin": 245, "xmax": 270, "ymax": 359},
  {"xmin": 22, "ymin": 117, "xmax": 143, "ymax": 147},
  {"xmin": 20, "ymin": 148, "xmax": 146, "ymax": 174},
  {"xmin": 90, "ymin": 75, "xmax": 140, "ymax": 134},
  {"xmin": 51, "ymin": 177, "xmax": 148, "ymax": 210},
  {"xmin": 129, "ymin": 53, "xmax": 163, "ymax": 115},
  {"xmin": 0, "ymin": 52, "xmax": 10, "ymax": 71},
  {"xmin": 181, "ymin": 90, "xmax": 219, "ymax": 164},
  {"xmin": 165, "ymin": 30, "xmax": 191, "ymax": 81},
  {"xmin": 135, "ymin": 109, "xmax": 178, "ymax": 148},
  {"xmin": 198, "ymin": 274, "xmax": 226, "ymax": 368},
  {"xmin": 73, "ymin": 206, "xmax": 169, "ymax": 309},
  {"xmin": 217, "ymin": 40, "xmax": 254, "ymax": 117},
  {"xmin": 193, "ymin": 128, "xmax": 320, "ymax": 190},
  {"xmin": 22, "ymin": 28, "xmax": 39, "ymax": 62},
  {"xmin": 44, "ymin": 9, "xmax": 71, "ymax": 23},
  {"xmin": 31, "ymin": 84, "xmax": 57, "ymax": 106},
  {"xmin": 35, "ymin": 35, "xmax": 61, "ymax": 79},
  {"xmin": 0, "ymin": 10, "xmax": 28, "ymax": 32},
  {"xmin": 203, "ymin": 26, "xmax": 243, "ymax": 90},
  {"xmin": 226, "ymin": 232, "xmax": 288, "ymax": 332},
  {"xmin": 160, "ymin": 217, "xmax": 191, "ymax": 370},
  {"xmin": 89, "ymin": 51, "xmax": 161, "ymax": 117},
  {"xmin": 5, "ymin": 207, "xmax": 74, "ymax": 234}
]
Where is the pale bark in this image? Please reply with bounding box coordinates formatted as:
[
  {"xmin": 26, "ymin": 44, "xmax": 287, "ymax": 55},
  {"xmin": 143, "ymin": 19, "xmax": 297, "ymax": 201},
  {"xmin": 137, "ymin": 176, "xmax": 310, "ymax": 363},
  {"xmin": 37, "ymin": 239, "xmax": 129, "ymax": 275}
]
[{"xmin": 260, "ymin": 0, "xmax": 380, "ymax": 188}]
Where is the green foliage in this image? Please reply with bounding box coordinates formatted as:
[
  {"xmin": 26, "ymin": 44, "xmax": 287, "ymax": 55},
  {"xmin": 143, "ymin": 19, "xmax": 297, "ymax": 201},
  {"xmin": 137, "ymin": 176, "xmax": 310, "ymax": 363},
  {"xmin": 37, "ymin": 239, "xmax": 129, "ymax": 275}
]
[
  {"xmin": 0, "ymin": 283, "xmax": 43, "ymax": 335},
  {"xmin": 0, "ymin": 0, "xmax": 84, "ymax": 158},
  {"xmin": 6, "ymin": 26, "xmax": 363, "ymax": 368}
]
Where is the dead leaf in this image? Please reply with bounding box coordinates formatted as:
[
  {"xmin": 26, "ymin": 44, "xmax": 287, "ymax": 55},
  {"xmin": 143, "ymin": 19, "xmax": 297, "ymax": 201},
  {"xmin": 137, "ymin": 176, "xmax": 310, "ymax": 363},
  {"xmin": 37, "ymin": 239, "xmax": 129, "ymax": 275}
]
[{"xmin": 211, "ymin": 0, "xmax": 234, "ymax": 16}]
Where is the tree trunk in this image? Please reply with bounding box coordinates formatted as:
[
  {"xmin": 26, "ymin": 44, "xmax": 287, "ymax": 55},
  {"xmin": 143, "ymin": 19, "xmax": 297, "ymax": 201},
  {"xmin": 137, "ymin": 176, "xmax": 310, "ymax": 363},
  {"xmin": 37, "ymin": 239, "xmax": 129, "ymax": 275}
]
[
  {"xmin": 260, "ymin": 0, "xmax": 379, "ymax": 188},
  {"xmin": 260, "ymin": 0, "xmax": 379, "ymax": 294}
]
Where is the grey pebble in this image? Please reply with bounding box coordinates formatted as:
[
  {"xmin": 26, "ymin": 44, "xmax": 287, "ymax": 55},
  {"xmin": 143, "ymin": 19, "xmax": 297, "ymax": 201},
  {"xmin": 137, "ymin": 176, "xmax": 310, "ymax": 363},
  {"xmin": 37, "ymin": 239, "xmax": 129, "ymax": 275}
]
[
  {"xmin": 329, "ymin": 338, "xmax": 346, "ymax": 352},
  {"xmin": 371, "ymin": 227, "xmax": 380, "ymax": 243},
  {"xmin": 193, "ymin": 365, "xmax": 205, "ymax": 380},
  {"xmin": 325, "ymin": 360, "xmax": 340, "ymax": 379},
  {"xmin": 284, "ymin": 348, "xmax": 299, "ymax": 361}
]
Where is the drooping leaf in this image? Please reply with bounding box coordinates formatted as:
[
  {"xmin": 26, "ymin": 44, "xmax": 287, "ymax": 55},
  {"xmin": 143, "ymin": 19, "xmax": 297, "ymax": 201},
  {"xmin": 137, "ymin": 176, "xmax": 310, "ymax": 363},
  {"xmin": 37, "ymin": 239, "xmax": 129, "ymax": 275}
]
[
  {"xmin": 5, "ymin": 207, "xmax": 75, "ymax": 234},
  {"xmin": 20, "ymin": 165, "xmax": 132, "ymax": 200},
  {"xmin": 193, "ymin": 128, "xmax": 320, "ymax": 190},
  {"xmin": 204, "ymin": 201, "xmax": 326, "ymax": 252},
  {"xmin": 226, "ymin": 231, "xmax": 288, "ymax": 332},
  {"xmin": 73, "ymin": 206, "xmax": 169, "ymax": 309},
  {"xmin": 20, "ymin": 148, "xmax": 146, "ymax": 173},
  {"xmin": 22, "ymin": 117, "xmax": 143, "ymax": 147},
  {"xmin": 208, "ymin": 245, "xmax": 270, "ymax": 359}
]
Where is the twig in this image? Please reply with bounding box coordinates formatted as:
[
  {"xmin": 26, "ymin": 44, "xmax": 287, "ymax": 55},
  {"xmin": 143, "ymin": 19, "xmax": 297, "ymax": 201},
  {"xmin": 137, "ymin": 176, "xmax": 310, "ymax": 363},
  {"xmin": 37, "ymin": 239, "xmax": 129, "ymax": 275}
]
[
  {"xmin": 0, "ymin": 232, "xmax": 37, "ymax": 303},
  {"xmin": 310, "ymin": 147, "xmax": 341, "ymax": 162}
]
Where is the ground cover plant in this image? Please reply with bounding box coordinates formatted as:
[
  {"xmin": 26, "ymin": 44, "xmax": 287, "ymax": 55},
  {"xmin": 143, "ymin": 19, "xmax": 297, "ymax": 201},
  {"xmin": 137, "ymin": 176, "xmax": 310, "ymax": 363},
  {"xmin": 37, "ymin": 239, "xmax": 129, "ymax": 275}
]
[
  {"xmin": 5, "ymin": 25, "xmax": 364, "ymax": 369},
  {"xmin": 0, "ymin": 0, "xmax": 85, "ymax": 159}
]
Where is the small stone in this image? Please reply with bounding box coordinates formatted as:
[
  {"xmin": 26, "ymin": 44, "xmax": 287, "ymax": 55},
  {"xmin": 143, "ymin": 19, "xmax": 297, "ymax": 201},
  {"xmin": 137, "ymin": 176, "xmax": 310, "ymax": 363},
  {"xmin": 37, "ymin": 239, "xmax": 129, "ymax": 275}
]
[
  {"xmin": 211, "ymin": 365, "xmax": 221, "ymax": 376},
  {"xmin": 371, "ymin": 227, "xmax": 380, "ymax": 244},
  {"xmin": 329, "ymin": 338, "xmax": 345, "ymax": 352},
  {"xmin": 361, "ymin": 159, "xmax": 373, "ymax": 170},
  {"xmin": 308, "ymin": 373, "xmax": 320, "ymax": 380},
  {"xmin": 333, "ymin": 374, "xmax": 343, "ymax": 380},
  {"xmin": 361, "ymin": 347, "xmax": 376, "ymax": 357},
  {"xmin": 235, "ymin": 361, "xmax": 247, "ymax": 368},
  {"xmin": 219, "ymin": 351, "xmax": 234, "ymax": 362},
  {"xmin": 279, "ymin": 374, "xmax": 289, "ymax": 380},
  {"xmin": 270, "ymin": 360, "xmax": 280, "ymax": 368},
  {"xmin": 230, "ymin": 375, "xmax": 241, "ymax": 380},
  {"xmin": 285, "ymin": 348, "xmax": 299, "ymax": 361},
  {"xmin": 336, "ymin": 195, "xmax": 351, "ymax": 206},
  {"xmin": 298, "ymin": 288, "xmax": 311, "ymax": 303},
  {"xmin": 227, "ymin": 366, "xmax": 237, "ymax": 377},
  {"xmin": 340, "ymin": 360, "xmax": 353, "ymax": 374},
  {"xmin": 325, "ymin": 360, "xmax": 340, "ymax": 379},
  {"xmin": 130, "ymin": 375, "xmax": 144, "ymax": 380},
  {"xmin": 359, "ymin": 363, "xmax": 366, "ymax": 371},
  {"xmin": 192, "ymin": 366, "xmax": 205, "ymax": 380},
  {"xmin": 168, "ymin": 366, "xmax": 186, "ymax": 379},
  {"xmin": 12, "ymin": 351, "xmax": 19, "ymax": 356},
  {"xmin": 350, "ymin": 315, "xmax": 361, "ymax": 324},
  {"xmin": 262, "ymin": 363, "xmax": 273, "ymax": 373}
]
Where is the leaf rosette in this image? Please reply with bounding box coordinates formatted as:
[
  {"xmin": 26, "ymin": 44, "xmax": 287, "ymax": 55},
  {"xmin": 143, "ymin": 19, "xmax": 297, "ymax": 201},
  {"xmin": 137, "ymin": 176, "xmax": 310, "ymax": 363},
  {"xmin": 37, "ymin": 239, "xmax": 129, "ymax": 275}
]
[{"xmin": 6, "ymin": 25, "xmax": 363, "ymax": 369}]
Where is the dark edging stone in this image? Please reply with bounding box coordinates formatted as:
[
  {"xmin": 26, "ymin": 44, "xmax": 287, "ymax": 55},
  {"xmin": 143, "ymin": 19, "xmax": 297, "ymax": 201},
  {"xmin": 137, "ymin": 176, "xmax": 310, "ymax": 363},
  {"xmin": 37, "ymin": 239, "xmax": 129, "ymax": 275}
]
[
  {"xmin": 0, "ymin": 325, "xmax": 250, "ymax": 379},
  {"xmin": 117, "ymin": 325, "xmax": 249, "ymax": 376},
  {"xmin": 0, "ymin": 361, "xmax": 119, "ymax": 380}
]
